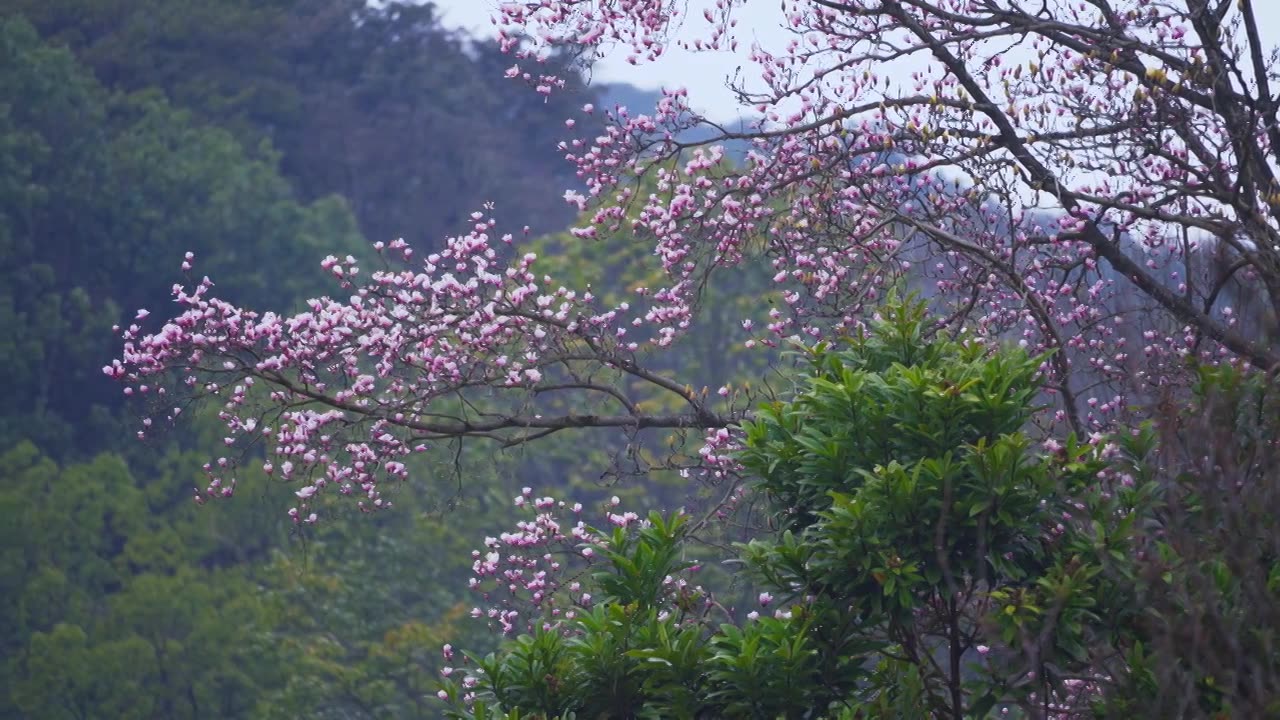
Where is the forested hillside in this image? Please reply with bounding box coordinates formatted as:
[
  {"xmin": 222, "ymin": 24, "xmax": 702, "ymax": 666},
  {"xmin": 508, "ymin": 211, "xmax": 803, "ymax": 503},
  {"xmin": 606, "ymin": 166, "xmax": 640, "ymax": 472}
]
[
  {"xmin": 0, "ymin": 3, "xmax": 633, "ymax": 717},
  {"xmin": 5, "ymin": 0, "xmax": 603, "ymax": 245}
]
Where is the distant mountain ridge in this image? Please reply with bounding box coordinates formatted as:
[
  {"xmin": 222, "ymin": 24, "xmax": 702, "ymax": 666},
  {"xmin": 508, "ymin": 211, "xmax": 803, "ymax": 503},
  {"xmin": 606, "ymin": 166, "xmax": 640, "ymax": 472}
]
[{"xmin": 599, "ymin": 81, "xmax": 754, "ymax": 162}]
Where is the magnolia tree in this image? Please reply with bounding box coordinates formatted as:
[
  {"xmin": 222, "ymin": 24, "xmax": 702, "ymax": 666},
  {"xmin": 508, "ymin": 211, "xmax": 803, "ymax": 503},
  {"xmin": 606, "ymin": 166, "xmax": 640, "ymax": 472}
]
[{"xmin": 111, "ymin": 0, "xmax": 1280, "ymax": 515}]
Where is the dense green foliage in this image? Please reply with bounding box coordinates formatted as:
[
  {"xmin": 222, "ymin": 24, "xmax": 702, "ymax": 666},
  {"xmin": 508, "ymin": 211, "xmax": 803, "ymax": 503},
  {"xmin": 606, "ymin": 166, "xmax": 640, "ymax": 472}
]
[
  {"xmin": 0, "ymin": 438, "xmax": 281, "ymax": 718},
  {"xmin": 0, "ymin": 423, "xmax": 526, "ymax": 719}
]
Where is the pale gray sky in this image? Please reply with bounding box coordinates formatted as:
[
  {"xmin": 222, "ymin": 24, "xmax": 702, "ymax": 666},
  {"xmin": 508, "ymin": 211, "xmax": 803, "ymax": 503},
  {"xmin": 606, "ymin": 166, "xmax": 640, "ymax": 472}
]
[
  {"xmin": 431, "ymin": 0, "xmax": 1280, "ymax": 122},
  {"xmin": 431, "ymin": 0, "xmax": 796, "ymax": 120}
]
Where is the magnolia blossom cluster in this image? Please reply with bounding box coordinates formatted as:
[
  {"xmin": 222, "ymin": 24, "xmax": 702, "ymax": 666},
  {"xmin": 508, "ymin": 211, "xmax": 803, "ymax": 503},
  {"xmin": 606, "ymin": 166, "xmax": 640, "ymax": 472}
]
[
  {"xmin": 110, "ymin": 208, "xmax": 740, "ymax": 513},
  {"xmin": 467, "ymin": 488, "xmax": 597, "ymax": 635},
  {"xmin": 492, "ymin": 0, "xmax": 1269, "ymax": 423},
  {"xmin": 465, "ymin": 489, "xmax": 707, "ymax": 637},
  {"xmin": 113, "ymin": 0, "xmax": 1275, "ymax": 516}
]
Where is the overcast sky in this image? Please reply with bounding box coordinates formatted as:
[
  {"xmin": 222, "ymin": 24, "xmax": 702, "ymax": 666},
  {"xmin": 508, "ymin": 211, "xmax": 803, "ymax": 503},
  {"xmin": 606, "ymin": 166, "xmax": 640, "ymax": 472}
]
[
  {"xmin": 431, "ymin": 0, "xmax": 1280, "ymax": 122},
  {"xmin": 431, "ymin": 0, "xmax": 802, "ymax": 120}
]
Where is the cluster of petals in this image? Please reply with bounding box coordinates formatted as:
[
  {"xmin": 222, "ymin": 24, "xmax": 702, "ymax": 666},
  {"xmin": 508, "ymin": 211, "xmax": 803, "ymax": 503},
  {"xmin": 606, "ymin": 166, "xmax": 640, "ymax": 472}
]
[
  {"xmin": 113, "ymin": 0, "xmax": 1273, "ymax": 519},
  {"xmin": 464, "ymin": 489, "xmax": 705, "ymax": 637},
  {"xmin": 488, "ymin": 0, "xmax": 1261, "ymax": 433},
  {"xmin": 469, "ymin": 490, "xmax": 613, "ymax": 635}
]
